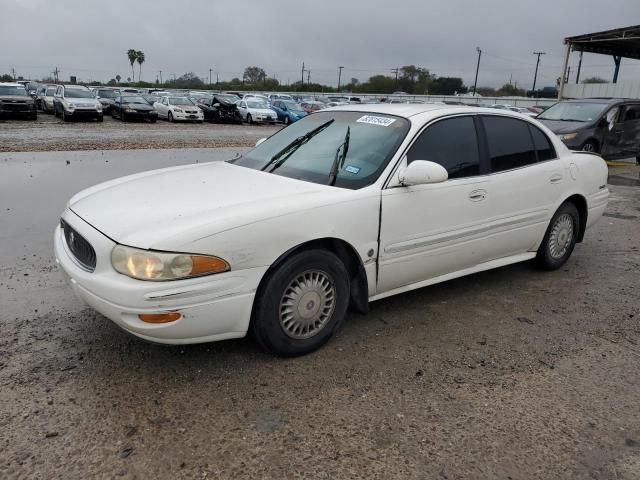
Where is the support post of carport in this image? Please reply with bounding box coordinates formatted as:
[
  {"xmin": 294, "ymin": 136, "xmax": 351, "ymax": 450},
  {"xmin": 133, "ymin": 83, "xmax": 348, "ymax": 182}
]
[
  {"xmin": 613, "ymin": 56, "xmax": 621, "ymax": 83},
  {"xmin": 558, "ymin": 42, "xmax": 571, "ymax": 100}
]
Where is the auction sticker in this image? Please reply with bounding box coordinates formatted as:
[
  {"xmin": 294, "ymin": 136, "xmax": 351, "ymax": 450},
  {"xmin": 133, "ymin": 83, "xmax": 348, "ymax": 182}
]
[{"xmin": 356, "ymin": 115, "xmax": 396, "ymax": 127}]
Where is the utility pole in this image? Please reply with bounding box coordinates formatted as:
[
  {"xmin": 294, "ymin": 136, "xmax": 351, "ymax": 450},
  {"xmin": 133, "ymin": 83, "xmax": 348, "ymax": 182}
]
[
  {"xmin": 531, "ymin": 51, "xmax": 546, "ymax": 94},
  {"xmin": 391, "ymin": 68, "xmax": 399, "ymax": 89},
  {"xmin": 301, "ymin": 62, "xmax": 305, "ymax": 88},
  {"xmin": 52, "ymin": 67, "xmax": 60, "ymax": 83},
  {"xmin": 472, "ymin": 47, "xmax": 482, "ymax": 96},
  {"xmin": 575, "ymin": 51, "xmax": 583, "ymax": 84},
  {"xmin": 159, "ymin": 70, "xmax": 163, "ymax": 84},
  {"xmin": 307, "ymin": 69, "xmax": 311, "ymax": 85},
  {"xmin": 209, "ymin": 68, "xmax": 213, "ymax": 85},
  {"xmin": 11, "ymin": 67, "xmax": 16, "ymax": 81},
  {"xmin": 337, "ymin": 66, "xmax": 344, "ymax": 92},
  {"xmin": 216, "ymin": 72, "xmax": 219, "ymax": 85}
]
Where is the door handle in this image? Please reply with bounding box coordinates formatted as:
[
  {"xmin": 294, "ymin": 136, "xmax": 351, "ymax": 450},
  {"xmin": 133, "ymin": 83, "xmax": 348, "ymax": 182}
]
[
  {"xmin": 549, "ymin": 174, "xmax": 563, "ymax": 184},
  {"xmin": 468, "ymin": 189, "xmax": 487, "ymax": 202}
]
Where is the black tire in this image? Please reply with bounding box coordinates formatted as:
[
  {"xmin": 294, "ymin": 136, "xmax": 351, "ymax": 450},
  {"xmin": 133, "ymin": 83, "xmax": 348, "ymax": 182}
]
[
  {"xmin": 251, "ymin": 249, "xmax": 350, "ymax": 357},
  {"xmin": 150, "ymin": 118, "xmax": 157, "ymax": 124},
  {"xmin": 535, "ymin": 202, "xmax": 580, "ymax": 270},
  {"xmin": 121, "ymin": 112, "xmax": 127, "ymax": 122},
  {"xmin": 168, "ymin": 111, "xmax": 174, "ymax": 123},
  {"xmin": 62, "ymin": 109, "xmax": 70, "ymax": 122},
  {"xmin": 54, "ymin": 105, "xmax": 60, "ymax": 117},
  {"xmin": 581, "ymin": 139, "xmax": 599, "ymax": 153},
  {"xmin": 284, "ymin": 116, "xmax": 290, "ymax": 125},
  {"xmin": 246, "ymin": 113, "xmax": 252, "ymax": 124},
  {"xmin": 29, "ymin": 113, "xmax": 37, "ymax": 121},
  {"xmin": 97, "ymin": 114, "xmax": 103, "ymax": 123}
]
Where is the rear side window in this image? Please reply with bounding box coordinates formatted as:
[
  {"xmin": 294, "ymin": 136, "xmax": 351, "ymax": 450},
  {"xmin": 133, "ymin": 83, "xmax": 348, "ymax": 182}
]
[
  {"xmin": 407, "ymin": 116, "xmax": 480, "ymax": 179},
  {"xmin": 623, "ymin": 105, "xmax": 640, "ymax": 122},
  {"xmin": 530, "ymin": 125, "xmax": 556, "ymax": 161},
  {"xmin": 483, "ymin": 116, "xmax": 536, "ymax": 172}
]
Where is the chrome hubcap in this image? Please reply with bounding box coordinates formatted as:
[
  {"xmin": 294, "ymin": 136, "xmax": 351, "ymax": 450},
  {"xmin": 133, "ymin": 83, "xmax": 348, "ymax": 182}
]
[
  {"xmin": 549, "ymin": 213, "xmax": 574, "ymax": 259},
  {"xmin": 279, "ymin": 270, "xmax": 336, "ymax": 340},
  {"xmin": 582, "ymin": 143, "xmax": 594, "ymax": 152}
]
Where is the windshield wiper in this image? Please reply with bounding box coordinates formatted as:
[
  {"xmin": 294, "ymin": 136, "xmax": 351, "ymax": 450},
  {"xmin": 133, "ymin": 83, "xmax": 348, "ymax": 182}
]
[
  {"xmin": 327, "ymin": 126, "xmax": 350, "ymax": 186},
  {"xmin": 261, "ymin": 119, "xmax": 335, "ymax": 173}
]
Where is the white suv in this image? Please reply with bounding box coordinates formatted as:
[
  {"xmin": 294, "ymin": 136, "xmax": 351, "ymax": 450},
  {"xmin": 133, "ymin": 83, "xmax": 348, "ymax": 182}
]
[{"xmin": 53, "ymin": 85, "xmax": 103, "ymax": 122}]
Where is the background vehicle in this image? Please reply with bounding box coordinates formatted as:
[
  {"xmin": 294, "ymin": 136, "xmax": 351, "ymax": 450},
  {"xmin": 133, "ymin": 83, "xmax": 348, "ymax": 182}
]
[
  {"xmin": 537, "ymin": 98, "xmax": 640, "ymax": 159},
  {"xmin": 53, "ymin": 85, "xmax": 103, "ymax": 122},
  {"xmin": 153, "ymin": 96, "xmax": 203, "ymax": 122},
  {"xmin": 36, "ymin": 84, "xmax": 58, "ymax": 113},
  {"xmin": 196, "ymin": 95, "xmax": 242, "ymax": 123},
  {"xmin": 236, "ymin": 98, "xmax": 277, "ymax": 124},
  {"xmin": 55, "ymin": 105, "xmax": 608, "ymax": 356},
  {"xmin": 93, "ymin": 88, "xmax": 120, "ymax": 114},
  {"xmin": 270, "ymin": 100, "xmax": 307, "ymax": 124},
  {"xmin": 0, "ymin": 82, "xmax": 37, "ymax": 120},
  {"xmin": 268, "ymin": 93, "xmax": 294, "ymax": 103},
  {"xmin": 111, "ymin": 95, "xmax": 158, "ymax": 122},
  {"xmin": 301, "ymin": 101, "xmax": 325, "ymax": 114}
]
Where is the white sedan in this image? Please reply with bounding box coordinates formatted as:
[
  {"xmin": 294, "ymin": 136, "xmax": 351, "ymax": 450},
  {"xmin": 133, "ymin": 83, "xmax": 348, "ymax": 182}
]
[
  {"xmin": 152, "ymin": 95, "xmax": 203, "ymax": 122},
  {"xmin": 54, "ymin": 105, "xmax": 609, "ymax": 356},
  {"xmin": 236, "ymin": 98, "xmax": 278, "ymax": 124}
]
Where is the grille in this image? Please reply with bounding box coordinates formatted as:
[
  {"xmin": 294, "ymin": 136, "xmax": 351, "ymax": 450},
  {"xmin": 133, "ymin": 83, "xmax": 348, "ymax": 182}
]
[
  {"xmin": 2, "ymin": 102, "xmax": 29, "ymax": 112},
  {"xmin": 61, "ymin": 219, "xmax": 96, "ymax": 272}
]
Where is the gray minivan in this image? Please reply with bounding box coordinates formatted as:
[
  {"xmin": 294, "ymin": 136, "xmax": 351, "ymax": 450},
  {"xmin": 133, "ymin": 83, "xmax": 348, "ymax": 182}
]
[{"xmin": 537, "ymin": 98, "xmax": 640, "ymax": 162}]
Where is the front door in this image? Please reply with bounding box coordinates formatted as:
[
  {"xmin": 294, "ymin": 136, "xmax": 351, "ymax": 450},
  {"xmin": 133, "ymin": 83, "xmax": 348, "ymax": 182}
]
[{"xmin": 378, "ymin": 115, "xmax": 490, "ymax": 294}]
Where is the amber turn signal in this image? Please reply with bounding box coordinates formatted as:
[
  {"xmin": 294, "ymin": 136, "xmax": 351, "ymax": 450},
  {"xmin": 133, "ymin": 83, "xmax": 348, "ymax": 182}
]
[{"xmin": 138, "ymin": 312, "xmax": 182, "ymax": 323}]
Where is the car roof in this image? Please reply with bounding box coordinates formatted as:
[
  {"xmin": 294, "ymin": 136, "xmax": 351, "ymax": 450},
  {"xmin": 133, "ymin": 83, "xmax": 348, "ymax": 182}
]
[
  {"xmin": 563, "ymin": 98, "xmax": 632, "ymax": 105},
  {"xmin": 0, "ymin": 82, "xmax": 26, "ymax": 87}
]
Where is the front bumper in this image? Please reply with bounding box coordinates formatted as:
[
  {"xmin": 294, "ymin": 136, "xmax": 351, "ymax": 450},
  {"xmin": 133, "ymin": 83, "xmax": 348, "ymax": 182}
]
[
  {"xmin": 172, "ymin": 111, "xmax": 203, "ymax": 121},
  {"xmin": 122, "ymin": 110, "xmax": 158, "ymax": 120},
  {"xmin": 54, "ymin": 209, "xmax": 267, "ymax": 344},
  {"xmin": 65, "ymin": 108, "xmax": 102, "ymax": 119}
]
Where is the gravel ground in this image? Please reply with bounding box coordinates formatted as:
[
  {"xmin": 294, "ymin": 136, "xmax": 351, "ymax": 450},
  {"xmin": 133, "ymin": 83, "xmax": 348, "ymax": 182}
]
[
  {"xmin": 1, "ymin": 150, "xmax": 639, "ymax": 479},
  {"xmin": 0, "ymin": 114, "xmax": 280, "ymax": 152}
]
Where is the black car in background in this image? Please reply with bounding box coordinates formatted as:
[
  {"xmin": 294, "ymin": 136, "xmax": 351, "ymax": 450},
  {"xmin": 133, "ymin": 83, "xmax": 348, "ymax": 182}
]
[
  {"xmin": 111, "ymin": 95, "xmax": 158, "ymax": 122},
  {"xmin": 94, "ymin": 88, "xmax": 119, "ymax": 114},
  {"xmin": 537, "ymin": 98, "xmax": 640, "ymax": 161},
  {"xmin": 0, "ymin": 82, "xmax": 37, "ymax": 120},
  {"xmin": 197, "ymin": 94, "xmax": 242, "ymax": 123}
]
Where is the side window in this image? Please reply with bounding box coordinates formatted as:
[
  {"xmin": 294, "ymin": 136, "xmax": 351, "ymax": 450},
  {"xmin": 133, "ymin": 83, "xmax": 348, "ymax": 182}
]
[
  {"xmin": 529, "ymin": 125, "xmax": 556, "ymax": 161},
  {"xmin": 483, "ymin": 116, "xmax": 536, "ymax": 173},
  {"xmin": 623, "ymin": 105, "xmax": 640, "ymax": 122},
  {"xmin": 406, "ymin": 116, "xmax": 480, "ymax": 179}
]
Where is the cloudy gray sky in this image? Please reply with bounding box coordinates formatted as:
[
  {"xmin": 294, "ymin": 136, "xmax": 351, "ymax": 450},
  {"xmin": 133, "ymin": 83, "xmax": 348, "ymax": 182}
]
[{"xmin": 1, "ymin": 0, "xmax": 639, "ymax": 89}]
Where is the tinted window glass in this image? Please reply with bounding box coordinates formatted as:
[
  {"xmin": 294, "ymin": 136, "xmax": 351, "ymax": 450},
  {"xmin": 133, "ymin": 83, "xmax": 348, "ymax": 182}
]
[
  {"xmin": 623, "ymin": 105, "xmax": 640, "ymax": 122},
  {"xmin": 529, "ymin": 125, "xmax": 556, "ymax": 161},
  {"xmin": 406, "ymin": 116, "xmax": 480, "ymax": 179},
  {"xmin": 483, "ymin": 116, "xmax": 536, "ymax": 172}
]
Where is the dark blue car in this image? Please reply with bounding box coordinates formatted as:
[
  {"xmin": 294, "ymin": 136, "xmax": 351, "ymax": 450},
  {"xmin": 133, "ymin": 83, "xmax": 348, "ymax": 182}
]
[{"xmin": 270, "ymin": 100, "xmax": 308, "ymax": 125}]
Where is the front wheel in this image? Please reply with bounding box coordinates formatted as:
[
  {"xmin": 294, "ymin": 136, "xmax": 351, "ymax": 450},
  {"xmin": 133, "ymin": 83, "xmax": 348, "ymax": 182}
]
[
  {"xmin": 251, "ymin": 250, "xmax": 350, "ymax": 357},
  {"xmin": 581, "ymin": 140, "xmax": 598, "ymax": 153},
  {"xmin": 535, "ymin": 202, "xmax": 579, "ymax": 270},
  {"xmin": 168, "ymin": 111, "xmax": 174, "ymax": 122},
  {"xmin": 246, "ymin": 113, "xmax": 252, "ymax": 124},
  {"xmin": 284, "ymin": 116, "xmax": 290, "ymax": 125}
]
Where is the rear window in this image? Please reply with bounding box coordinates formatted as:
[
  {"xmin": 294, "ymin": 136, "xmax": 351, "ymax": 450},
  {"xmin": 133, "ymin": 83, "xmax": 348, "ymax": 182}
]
[{"xmin": 483, "ymin": 116, "xmax": 536, "ymax": 172}]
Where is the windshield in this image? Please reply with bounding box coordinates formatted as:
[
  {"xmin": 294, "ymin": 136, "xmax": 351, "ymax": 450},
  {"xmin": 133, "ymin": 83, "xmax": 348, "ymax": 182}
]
[
  {"xmin": 97, "ymin": 89, "xmax": 118, "ymax": 98},
  {"xmin": 283, "ymin": 101, "xmax": 302, "ymax": 111},
  {"xmin": 538, "ymin": 102, "xmax": 608, "ymax": 122},
  {"xmin": 122, "ymin": 96, "xmax": 149, "ymax": 104},
  {"xmin": 247, "ymin": 100, "xmax": 269, "ymax": 109},
  {"xmin": 65, "ymin": 89, "xmax": 93, "ymax": 99},
  {"xmin": 169, "ymin": 97, "xmax": 194, "ymax": 105},
  {"xmin": 46, "ymin": 87, "xmax": 56, "ymax": 95},
  {"xmin": 0, "ymin": 85, "xmax": 27, "ymax": 96},
  {"xmin": 232, "ymin": 111, "xmax": 409, "ymax": 189}
]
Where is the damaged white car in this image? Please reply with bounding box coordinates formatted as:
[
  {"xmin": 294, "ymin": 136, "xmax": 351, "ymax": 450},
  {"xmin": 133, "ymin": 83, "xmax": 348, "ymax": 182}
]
[{"xmin": 55, "ymin": 105, "xmax": 609, "ymax": 356}]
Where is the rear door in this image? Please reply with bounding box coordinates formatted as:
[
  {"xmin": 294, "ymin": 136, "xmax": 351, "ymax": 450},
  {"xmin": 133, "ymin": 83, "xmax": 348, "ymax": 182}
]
[
  {"xmin": 620, "ymin": 104, "xmax": 640, "ymax": 157},
  {"xmin": 378, "ymin": 115, "xmax": 490, "ymax": 293},
  {"xmin": 480, "ymin": 115, "xmax": 564, "ymax": 259},
  {"xmin": 601, "ymin": 106, "xmax": 625, "ymax": 159}
]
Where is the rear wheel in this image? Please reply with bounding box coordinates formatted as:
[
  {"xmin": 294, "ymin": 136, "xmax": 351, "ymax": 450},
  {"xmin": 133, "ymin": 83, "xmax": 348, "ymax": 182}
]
[
  {"xmin": 168, "ymin": 111, "xmax": 174, "ymax": 122},
  {"xmin": 96, "ymin": 114, "xmax": 103, "ymax": 123},
  {"xmin": 246, "ymin": 113, "xmax": 253, "ymax": 124},
  {"xmin": 535, "ymin": 202, "xmax": 579, "ymax": 270},
  {"xmin": 62, "ymin": 109, "xmax": 70, "ymax": 122},
  {"xmin": 284, "ymin": 116, "xmax": 290, "ymax": 125},
  {"xmin": 581, "ymin": 140, "xmax": 598, "ymax": 153},
  {"xmin": 251, "ymin": 250, "xmax": 350, "ymax": 357}
]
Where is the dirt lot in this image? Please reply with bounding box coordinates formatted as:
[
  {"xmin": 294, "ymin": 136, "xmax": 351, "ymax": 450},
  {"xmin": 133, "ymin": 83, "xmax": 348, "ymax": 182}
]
[
  {"xmin": 0, "ymin": 114, "xmax": 280, "ymax": 152},
  {"xmin": 1, "ymin": 147, "xmax": 639, "ymax": 479}
]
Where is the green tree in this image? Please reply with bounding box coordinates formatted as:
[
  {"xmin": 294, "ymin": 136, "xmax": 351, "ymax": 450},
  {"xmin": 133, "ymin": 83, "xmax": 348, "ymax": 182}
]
[
  {"xmin": 115, "ymin": 74, "xmax": 121, "ymax": 83},
  {"xmin": 0, "ymin": 73, "xmax": 13, "ymax": 82},
  {"xmin": 127, "ymin": 49, "xmax": 138, "ymax": 82},
  {"xmin": 173, "ymin": 72, "xmax": 205, "ymax": 89},
  {"xmin": 107, "ymin": 78, "xmax": 117, "ymax": 86},
  {"xmin": 496, "ymin": 83, "xmax": 525, "ymax": 96},
  {"xmin": 243, "ymin": 66, "xmax": 266, "ymax": 83},
  {"xmin": 136, "ymin": 51, "xmax": 145, "ymax": 82},
  {"xmin": 582, "ymin": 76, "xmax": 607, "ymax": 84}
]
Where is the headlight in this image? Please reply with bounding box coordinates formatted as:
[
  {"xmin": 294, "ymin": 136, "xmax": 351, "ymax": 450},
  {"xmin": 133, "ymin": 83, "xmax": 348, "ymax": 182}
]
[
  {"xmin": 174, "ymin": 107, "xmax": 183, "ymax": 113},
  {"xmin": 96, "ymin": 104, "xmax": 102, "ymax": 111},
  {"xmin": 123, "ymin": 107, "xmax": 134, "ymax": 112},
  {"xmin": 67, "ymin": 103, "xmax": 75, "ymax": 110},
  {"xmin": 111, "ymin": 245, "xmax": 229, "ymax": 281},
  {"xmin": 558, "ymin": 133, "xmax": 577, "ymax": 141}
]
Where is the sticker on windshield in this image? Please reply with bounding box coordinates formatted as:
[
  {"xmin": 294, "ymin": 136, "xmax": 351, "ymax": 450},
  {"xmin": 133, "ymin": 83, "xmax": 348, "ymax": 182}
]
[
  {"xmin": 356, "ymin": 115, "xmax": 396, "ymax": 127},
  {"xmin": 345, "ymin": 165, "xmax": 361, "ymax": 174}
]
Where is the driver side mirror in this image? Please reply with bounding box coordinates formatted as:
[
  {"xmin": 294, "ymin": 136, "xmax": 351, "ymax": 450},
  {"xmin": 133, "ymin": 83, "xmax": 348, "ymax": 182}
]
[
  {"xmin": 398, "ymin": 160, "xmax": 448, "ymax": 186},
  {"xmin": 255, "ymin": 138, "xmax": 267, "ymax": 147}
]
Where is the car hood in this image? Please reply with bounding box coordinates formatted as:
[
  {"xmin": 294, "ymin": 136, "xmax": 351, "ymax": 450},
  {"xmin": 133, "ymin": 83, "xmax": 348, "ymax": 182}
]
[
  {"xmin": 127, "ymin": 103, "xmax": 153, "ymax": 111},
  {"xmin": 0, "ymin": 94, "xmax": 33, "ymax": 102},
  {"xmin": 537, "ymin": 119, "xmax": 588, "ymax": 134},
  {"xmin": 69, "ymin": 161, "xmax": 339, "ymax": 250}
]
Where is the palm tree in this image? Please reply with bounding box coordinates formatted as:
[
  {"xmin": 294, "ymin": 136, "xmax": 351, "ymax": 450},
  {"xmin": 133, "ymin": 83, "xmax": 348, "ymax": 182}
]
[
  {"xmin": 115, "ymin": 74, "xmax": 121, "ymax": 84},
  {"xmin": 136, "ymin": 51, "xmax": 145, "ymax": 82},
  {"xmin": 127, "ymin": 49, "xmax": 138, "ymax": 82}
]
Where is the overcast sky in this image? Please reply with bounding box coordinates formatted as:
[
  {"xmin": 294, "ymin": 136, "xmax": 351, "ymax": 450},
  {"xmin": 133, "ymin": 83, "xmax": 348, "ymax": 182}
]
[{"xmin": 1, "ymin": 0, "xmax": 639, "ymax": 89}]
